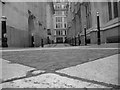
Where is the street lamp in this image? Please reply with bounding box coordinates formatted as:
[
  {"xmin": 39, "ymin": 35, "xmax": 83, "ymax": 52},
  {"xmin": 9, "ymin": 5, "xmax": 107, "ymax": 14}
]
[
  {"xmin": 1, "ymin": 16, "xmax": 8, "ymax": 47},
  {"xmin": 84, "ymin": 25, "xmax": 87, "ymax": 45},
  {"xmin": 97, "ymin": 12, "xmax": 101, "ymax": 45}
]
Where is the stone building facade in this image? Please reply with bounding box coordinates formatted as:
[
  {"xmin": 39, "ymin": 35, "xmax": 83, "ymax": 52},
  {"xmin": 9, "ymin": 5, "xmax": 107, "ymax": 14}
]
[
  {"xmin": 0, "ymin": 2, "xmax": 2, "ymax": 46},
  {"xmin": 67, "ymin": 1, "xmax": 119, "ymax": 45},
  {"xmin": 53, "ymin": 0, "xmax": 68, "ymax": 43},
  {"xmin": 0, "ymin": 1, "xmax": 53, "ymax": 47},
  {"xmin": 46, "ymin": 2, "xmax": 55, "ymax": 43}
]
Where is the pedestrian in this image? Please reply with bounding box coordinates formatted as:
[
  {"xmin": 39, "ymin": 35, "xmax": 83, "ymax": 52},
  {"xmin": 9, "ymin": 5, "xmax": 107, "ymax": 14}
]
[
  {"xmin": 78, "ymin": 34, "xmax": 81, "ymax": 46},
  {"xmin": 79, "ymin": 39, "xmax": 81, "ymax": 46}
]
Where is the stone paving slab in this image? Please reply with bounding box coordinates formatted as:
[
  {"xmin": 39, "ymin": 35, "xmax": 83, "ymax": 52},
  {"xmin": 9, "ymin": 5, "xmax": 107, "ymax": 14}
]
[
  {"xmin": 57, "ymin": 54, "xmax": 119, "ymax": 85},
  {"xmin": 2, "ymin": 73, "xmax": 108, "ymax": 88},
  {"xmin": 0, "ymin": 59, "xmax": 44, "ymax": 82}
]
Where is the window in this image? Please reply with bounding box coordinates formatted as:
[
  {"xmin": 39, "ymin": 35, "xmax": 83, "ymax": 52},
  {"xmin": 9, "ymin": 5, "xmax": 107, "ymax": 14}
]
[
  {"xmin": 55, "ymin": 11, "xmax": 62, "ymax": 15},
  {"xmin": 56, "ymin": 30, "xmax": 63, "ymax": 35},
  {"xmin": 64, "ymin": 17, "xmax": 67, "ymax": 22},
  {"xmin": 56, "ymin": 23, "xmax": 63, "ymax": 29},
  {"xmin": 47, "ymin": 29, "xmax": 51, "ymax": 35},
  {"xmin": 56, "ymin": 24, "xmax": 58, "ymax": 28},
  {"xmin": 65, "ymin": 30, "xmax": 67, "ymax": 35},
  {"xmin": 64, "ymin": 23, "xmax": 67, "ymax": 28},
  {"xmin": 113, "ymin": 2, "xmax": 118, "ymax": 18},
  {"xmin": 56, "ymin": 30, "xmax": 59, "ymax": 35},
  {"xmin": 56, "ymin": 17, "xmax": 62, "ymax": 22},
  {"xmin": 108, "ymin": 2, "xmax": 112, "ymax": 20},
  {"xmin": 108, "ymin": 2, "xmax": 119, "ymax": 21},
  {"xmin": 59, "ymin": 31, "xmax": 60, "ymax": 35},
  {"xmin": 56, "ymin": 4, "xmax": 62, "ymax": 9},
  {"xmin": 85, "ymin": 2, "xmax": 92, "ymax": 29}
]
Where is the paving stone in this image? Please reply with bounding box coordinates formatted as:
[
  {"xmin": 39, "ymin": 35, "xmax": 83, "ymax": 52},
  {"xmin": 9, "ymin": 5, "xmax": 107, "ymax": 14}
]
[
  {"xmin": 0, "ymin": 59, "xmax": 36, "ymax": 81},
  {"xmin": 57, "ymin": 54, "xmax": 119, "ymax": 85},
  {"xmin": 2, "ymin": 73, "xmax": 108, "ymax": 88}
]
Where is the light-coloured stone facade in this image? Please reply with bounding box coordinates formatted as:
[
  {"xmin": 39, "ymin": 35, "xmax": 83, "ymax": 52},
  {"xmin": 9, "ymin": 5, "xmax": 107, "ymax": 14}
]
[
  {"xmin": 0, "ymin": 1, "xmax": 2, "ymax": 46},
  {"xmin": 53, "ymin": 0, "xmax": 68, "ymax": 43},
  {"xmin": 67, "ymin": 1, "xmax": 120, "ymax": 45},
  {"xmin": 1, "ymin": 2, "xmax": 49, "ymax": 47},
  {"xmin": 46, "ymin": 2, "xmax": 54, "ymax": 42}
]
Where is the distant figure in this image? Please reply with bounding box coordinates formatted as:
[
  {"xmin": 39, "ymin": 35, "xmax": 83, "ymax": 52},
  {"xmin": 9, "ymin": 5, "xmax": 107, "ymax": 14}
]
[
  {"xmin": 78, "ymin": 35, "xmax": 81, "ymax": 46},
  {"xmin": 47, "ymin": 37, "xmax": 50, "ymax": 44},
  {"xmin": 79, "ymin": 39, "xmax": 81, "ymax": 46}
]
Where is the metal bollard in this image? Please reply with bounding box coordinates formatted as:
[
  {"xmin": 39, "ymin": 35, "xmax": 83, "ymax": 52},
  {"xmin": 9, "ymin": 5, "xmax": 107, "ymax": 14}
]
[
  {"xmin": 1, "ymin": 16, "xmax": 8, "ymax": 47},
  {"xmin": 41, "ymin": 39, "xmax": 44, "ymax": 47}
]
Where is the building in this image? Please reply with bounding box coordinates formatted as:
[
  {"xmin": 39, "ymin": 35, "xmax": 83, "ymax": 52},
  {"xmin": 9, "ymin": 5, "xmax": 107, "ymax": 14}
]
[
  {"xmin": 46, "ymin": 2, "xmax": 55, "ymax": 44},
  {"xmin": 67, "ymin": 0, "xmax": 120, "ymax": 45},
  {"xmin": 53, "ymin": 0, "xmax": 68, "ymax": 43},
  {"xmin": 0, "ymin": 1, "xmax": 54, "ymax": 47},
  {"xmin": 0, "ymin": 2, "xmax": 2, "ymax": 46}
]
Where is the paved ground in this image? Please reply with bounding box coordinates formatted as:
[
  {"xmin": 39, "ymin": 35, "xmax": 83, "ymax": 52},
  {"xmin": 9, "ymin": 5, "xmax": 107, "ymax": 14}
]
[
  {"xmin": 0, "ymin": 43, "xmax": 120, "ymax": 89},
  {"xmin": 57, "ymin": 54, "xmax": 119, "ymax": 85},
  {"xmin": 1, "ymin": 54, "xmax": 119, "ymax": 88},
  {"xmin": 2, "ymin": 73, "xmax": 107, "ymax": 88},
  {"xmin": 2, "ymin": 47, "xmax": 119, "ymax": 71},
  {"xmin": 0, "ymin": 59, "xmax": 45, "ymax": 81}
]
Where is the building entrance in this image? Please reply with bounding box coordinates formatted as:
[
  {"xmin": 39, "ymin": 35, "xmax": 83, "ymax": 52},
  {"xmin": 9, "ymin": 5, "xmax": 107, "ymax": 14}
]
[{"xmin": 56, "ymin": 37, "xmax": 63, "ymax": 43}]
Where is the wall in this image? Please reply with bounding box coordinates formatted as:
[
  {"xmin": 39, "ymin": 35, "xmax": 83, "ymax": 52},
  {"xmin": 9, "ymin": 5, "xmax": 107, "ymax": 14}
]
[
  {"xmin": 67, "ymin": 1, "xmax": 119, "ymax": 45},
  {"xmin": 80, "ymin": 1, "xmax": 120, "ymax": 44},
  {"xmin": 89, "ymin": 2, "xmax": 120, "ymax": 44},
  {"xmin": 0, "ymin": 2, "xmax": 2, "ymax": 46},
  {"xmin": 46, "ymin": 2, "xmax": 54, "ymax": 41},
  {"xmin": 1, "ymin": 2, "xmax": 47, "ymax": 47}
]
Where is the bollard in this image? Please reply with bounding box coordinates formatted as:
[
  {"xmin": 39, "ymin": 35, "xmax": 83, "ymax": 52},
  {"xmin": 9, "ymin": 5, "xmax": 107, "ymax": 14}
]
[
  {"xmin": 41, "ymin": 39, "xmax": 44, "ymax": 47},
  {"xmin": 84, "ymin": 27, "xmax": 87, "ymax": 45},
  {"xmin": 97, "ymin": 12, "xmax": 101, "ymax": 45},
  {"xmin": 31, "ymin": 35, "xmax": 34, "ymax": 47},
  {"xmin": 1, "ymin": 16, "xmax": 8, "ymax": 47}
]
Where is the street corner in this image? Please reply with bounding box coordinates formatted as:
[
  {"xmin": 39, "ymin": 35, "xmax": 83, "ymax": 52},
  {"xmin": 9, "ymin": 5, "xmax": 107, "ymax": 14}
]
[
  {"xmin": 56, "ymin": 54, "xmax": 119, "ymax": 87},
  {"xmin": 2, "ymin": 73, "xmax": 109, "ymax": 88}
]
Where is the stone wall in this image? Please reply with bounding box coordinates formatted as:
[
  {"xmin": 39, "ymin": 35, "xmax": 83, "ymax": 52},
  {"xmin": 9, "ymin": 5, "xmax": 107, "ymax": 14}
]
[
  {"xmin": 0, "ymin": 2, "xmax": 2, "ymax": 46},
  {"xmin": 1, "ymin": 2, "xmax": 47, "ymax": 47}
]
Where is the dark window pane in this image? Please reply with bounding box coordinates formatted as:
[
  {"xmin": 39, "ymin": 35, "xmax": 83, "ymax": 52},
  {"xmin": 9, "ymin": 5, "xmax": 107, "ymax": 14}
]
[
  {"xmin": 113, "ymin": 2, "xmax": 118, "ymax": 18},
  {"xmin": 108, "ymin": 2, "xmax": 112, "ymax": 20}
]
